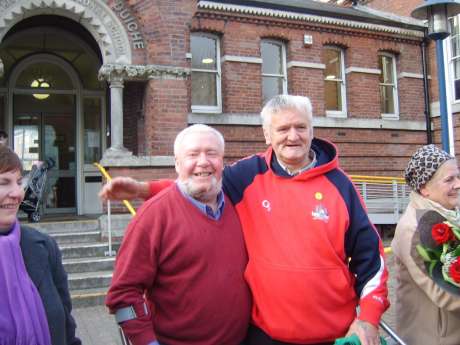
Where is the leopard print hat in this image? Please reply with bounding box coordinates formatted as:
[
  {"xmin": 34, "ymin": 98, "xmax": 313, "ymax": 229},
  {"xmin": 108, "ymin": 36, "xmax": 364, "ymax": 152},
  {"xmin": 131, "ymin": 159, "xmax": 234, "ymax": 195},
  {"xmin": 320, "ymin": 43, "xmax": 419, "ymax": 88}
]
[{"xmin": 405, "ymin": 144, "xmax": 454, "ymax": 191}]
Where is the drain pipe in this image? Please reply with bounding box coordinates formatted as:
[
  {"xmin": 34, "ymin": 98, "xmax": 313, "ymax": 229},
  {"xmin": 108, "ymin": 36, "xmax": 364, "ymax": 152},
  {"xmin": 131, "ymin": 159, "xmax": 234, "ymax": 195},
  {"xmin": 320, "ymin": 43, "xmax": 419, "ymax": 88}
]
[{"xmin": 421, "ymin": 30, "xmax": 433, "ymax": 144}]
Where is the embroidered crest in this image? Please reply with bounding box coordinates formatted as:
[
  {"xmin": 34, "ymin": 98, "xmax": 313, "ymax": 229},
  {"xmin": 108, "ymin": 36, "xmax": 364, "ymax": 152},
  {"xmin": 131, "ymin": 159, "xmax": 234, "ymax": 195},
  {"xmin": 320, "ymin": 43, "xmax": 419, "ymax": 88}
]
[{"xmin": 312, "ymin": 204, "xmax": 329, "ymax": 222}]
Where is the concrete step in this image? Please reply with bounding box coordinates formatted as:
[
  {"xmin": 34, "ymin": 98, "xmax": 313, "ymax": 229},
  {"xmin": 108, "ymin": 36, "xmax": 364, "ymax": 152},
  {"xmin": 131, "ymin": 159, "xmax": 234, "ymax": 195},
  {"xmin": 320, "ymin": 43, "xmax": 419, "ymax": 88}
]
[
  {"xmin": 49, "ymin": 230, "xmax": 102, "ymax": 245},
  {"xmin": 69, "ymin": 271, "xmax": 113, "ymax": 290},
  {"xmin": 60, "ymin": 243, "xmax": 120, "ymax": 259},
  {"xmin": 27, "ymin": 219, "xmax": 100, "ymax": 234},
  {"xmin": 64, "ymin": 256, "xmax": 116, "ymax": 274},
  {"xmin": 71, "ymin": 287, "xmax": 108, "ymax": 308}
]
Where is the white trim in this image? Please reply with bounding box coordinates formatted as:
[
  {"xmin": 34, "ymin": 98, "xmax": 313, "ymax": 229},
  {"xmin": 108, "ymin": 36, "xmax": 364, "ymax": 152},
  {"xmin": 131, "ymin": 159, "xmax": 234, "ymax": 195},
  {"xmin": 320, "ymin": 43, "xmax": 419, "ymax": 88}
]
[
  {"xmin": 221, "ymin": 55, "xmax": 263, "ymax": 64},
  {"xmin": 191, "ymin": 33, "xmax": 222, "ymax": 113},
  {"xmin": 188, "ymin": 112, "xmax": 426, "ymax": 130},
  {"xmin": 444, "ymin": 38, "xmax": 455, "ymax": 155},
  {"xmin": 323, "ymin": 46, "xmax": 347, "ymax": 117},
  {"xmin": 345, "ymin": 67, "xmax": 381, "ymax": 75},
  {"xmin": 287, "ymin": 61, "xmax": 326, "ymax": 69},
  {"xmin": 398, "ymin": 72, "xmax": 428, "ymax": 79},
  {"xmin": 197, "ymin": 1, "xmax": 424, "ymax": 38},
  {"xmin": 261, "ymin": 39, "xmax": 288, "ymax": 101},
  {"xmin": 379, "ymin": 53, "xmax": 399, "ymax": 119}
]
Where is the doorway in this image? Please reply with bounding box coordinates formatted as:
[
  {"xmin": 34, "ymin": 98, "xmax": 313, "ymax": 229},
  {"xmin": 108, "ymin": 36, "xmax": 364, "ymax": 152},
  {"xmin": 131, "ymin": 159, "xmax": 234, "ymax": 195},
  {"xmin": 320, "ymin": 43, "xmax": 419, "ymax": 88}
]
[{"xmin": 14, "ymin": 94, "xmax": 76, "ymax": 213}]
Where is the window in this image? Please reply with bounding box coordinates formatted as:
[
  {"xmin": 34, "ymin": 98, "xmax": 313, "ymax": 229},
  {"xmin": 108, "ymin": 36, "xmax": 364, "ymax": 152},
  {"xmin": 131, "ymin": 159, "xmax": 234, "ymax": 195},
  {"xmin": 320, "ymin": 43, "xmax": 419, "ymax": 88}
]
[
  {"xmin": 191, "ymin": 33, "xmax": 221, "ymax": 113},
  {"xmin": 379, "ymin": 53, "xmax": 399, "ymax": 118},
  {"xmin": 449, "ymin": 16, "xmax": 460, "ymax": 101},
  {"xmin": 261, "ymin": 40, "xmax": 287, "ymax": 104},
  {"xmin": 323, "ymin": 47, "xmax": 347, "ymax": 117}
]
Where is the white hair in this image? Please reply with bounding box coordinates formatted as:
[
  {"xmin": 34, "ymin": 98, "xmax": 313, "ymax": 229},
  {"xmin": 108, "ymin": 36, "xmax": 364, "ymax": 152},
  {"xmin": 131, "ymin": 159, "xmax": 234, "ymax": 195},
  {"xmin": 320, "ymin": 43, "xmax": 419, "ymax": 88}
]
[
  {"xmin": 173, "ymin": 124, "xmax": 225, "ymax": 156},
  {"xmin": 260, "ymin": 95, "xmax": 313, "ymax": 130}
]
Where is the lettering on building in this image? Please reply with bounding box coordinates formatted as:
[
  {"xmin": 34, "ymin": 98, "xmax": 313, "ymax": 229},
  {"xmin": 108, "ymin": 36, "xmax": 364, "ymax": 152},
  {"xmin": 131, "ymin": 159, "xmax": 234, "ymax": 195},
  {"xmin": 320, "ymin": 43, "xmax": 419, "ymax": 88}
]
[{"xmin": 111, "ymin": 0, "xmax": 145, "ymax": 49}]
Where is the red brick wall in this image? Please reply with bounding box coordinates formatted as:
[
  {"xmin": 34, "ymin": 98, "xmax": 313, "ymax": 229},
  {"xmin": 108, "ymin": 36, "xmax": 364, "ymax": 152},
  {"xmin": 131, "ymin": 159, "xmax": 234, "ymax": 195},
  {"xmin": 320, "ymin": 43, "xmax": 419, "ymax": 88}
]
[
  {"xmin": 366, "ymin": 0, "xmax": 423, "ymax": 17},
  {"xmin": 124, "ymin": 1, "xmax": 429, "ymax": 181}
]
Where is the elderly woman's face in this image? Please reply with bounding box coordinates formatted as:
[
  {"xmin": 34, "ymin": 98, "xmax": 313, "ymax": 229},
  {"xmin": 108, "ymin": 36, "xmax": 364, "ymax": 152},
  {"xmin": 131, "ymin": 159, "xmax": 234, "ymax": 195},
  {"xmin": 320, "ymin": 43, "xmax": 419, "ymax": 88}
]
[
  {"xmin": 420, "ymin": 160, "xmax": 460, "ymax": 210},
  {"xmin": 0, "ymin": 169, "xmax": 24, "ymax": 232}
]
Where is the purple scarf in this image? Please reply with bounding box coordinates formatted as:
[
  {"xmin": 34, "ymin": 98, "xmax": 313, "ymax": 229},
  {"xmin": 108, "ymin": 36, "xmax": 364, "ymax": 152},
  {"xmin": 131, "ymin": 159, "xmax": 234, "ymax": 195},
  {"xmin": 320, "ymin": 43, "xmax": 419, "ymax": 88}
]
[{"xmin": 0, "ymin": 220, "xmax": 51, "ymax": 345}]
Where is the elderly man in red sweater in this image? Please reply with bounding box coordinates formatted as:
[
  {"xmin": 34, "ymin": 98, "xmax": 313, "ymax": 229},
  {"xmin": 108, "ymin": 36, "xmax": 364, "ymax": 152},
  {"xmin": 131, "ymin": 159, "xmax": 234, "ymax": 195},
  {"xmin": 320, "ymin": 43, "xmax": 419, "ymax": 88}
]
[{"xmin": 105, "ymin": 124, "xmax": 251, "ymax": 345}]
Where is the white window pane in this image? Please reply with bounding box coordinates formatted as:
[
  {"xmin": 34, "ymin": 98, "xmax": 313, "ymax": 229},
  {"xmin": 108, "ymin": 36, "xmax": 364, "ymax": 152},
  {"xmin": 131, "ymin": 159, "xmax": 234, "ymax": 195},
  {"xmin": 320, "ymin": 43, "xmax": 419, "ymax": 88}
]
[
  {"xmin": 263, "ymin": 76, "xmax": 283, "ymax": 104},
  {"xmin": 455, "ymin": 79, "xmax": 460, "ymax": 100},
  {"xmin": 191, "ymin": 71, "xmax": 217, "ymax": 106},
  {"xmin": 380, "ymin": 85, "xmax": 394, "ymax": 114},
  {"xmin": 191, "ymin": 35, "xmax": 217, "ymax": 70},
  {"xmin": 261, "ymin": 41, "xmax": 282, "ymax": 75},
  {"xmin": 451, "ymin": 35, "xmax": 460, "ymax": 57},
  {"xmin": 454, "ymin": 58, "xmax": 460, "ymax": 79},
  {"xmin": 379, "ymin": 56, "xmax": 394, "ymax": 84},
  {"xmin": 325, "ymin": 80, "xmax": 342, "ymax": 111},
  {"xmin": 450, "ymin": 16, "xmax": 460, "ymax": 36},
  {"xmin": 324, "ymin": 49, "xmax": 341, "ymax": 79}
]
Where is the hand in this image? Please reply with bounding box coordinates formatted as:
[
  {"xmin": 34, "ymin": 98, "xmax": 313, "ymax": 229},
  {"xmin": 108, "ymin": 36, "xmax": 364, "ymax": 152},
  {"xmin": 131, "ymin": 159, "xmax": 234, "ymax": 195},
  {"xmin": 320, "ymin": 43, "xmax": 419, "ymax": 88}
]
[
  {"xmin": 345, "ymin": 319, "xmax": 379, "ymax": 345},
  {"xmin": 98, "ymin": 177, "xmax": 146, "ymax": 201}
]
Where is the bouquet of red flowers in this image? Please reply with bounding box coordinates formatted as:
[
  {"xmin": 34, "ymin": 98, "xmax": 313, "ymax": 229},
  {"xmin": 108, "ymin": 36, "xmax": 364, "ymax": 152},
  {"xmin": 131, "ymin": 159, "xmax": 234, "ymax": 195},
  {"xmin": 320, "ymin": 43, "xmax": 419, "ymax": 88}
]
[{"xmin": 415, "ymin": 210, "xmax": 460, "ymax": 292}]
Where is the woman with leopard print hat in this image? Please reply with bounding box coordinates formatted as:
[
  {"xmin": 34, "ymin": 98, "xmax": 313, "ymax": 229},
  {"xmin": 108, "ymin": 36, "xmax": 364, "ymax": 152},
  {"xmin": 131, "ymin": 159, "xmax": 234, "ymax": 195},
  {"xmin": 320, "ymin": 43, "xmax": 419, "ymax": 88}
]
[{"xmin": 392, "ymin": 144, "xmax": 460, "ymax": 345}]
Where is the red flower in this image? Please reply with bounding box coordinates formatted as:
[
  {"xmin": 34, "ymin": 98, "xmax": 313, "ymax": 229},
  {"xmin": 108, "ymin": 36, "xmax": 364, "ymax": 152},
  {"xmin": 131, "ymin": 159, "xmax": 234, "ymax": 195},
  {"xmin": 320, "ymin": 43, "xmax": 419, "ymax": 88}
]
[
  {"xmin": 432, "ymin": 223, "xmax": 455, "ymax": 245},
  {"xmin": 449, "ymin": 258, "xmax": 460, "ymax": 283}
]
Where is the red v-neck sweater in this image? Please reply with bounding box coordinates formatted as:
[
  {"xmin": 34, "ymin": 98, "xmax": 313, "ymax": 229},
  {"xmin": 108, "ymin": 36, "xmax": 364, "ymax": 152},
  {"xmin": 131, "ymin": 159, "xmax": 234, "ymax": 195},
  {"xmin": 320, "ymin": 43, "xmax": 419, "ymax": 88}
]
[{"xmin": 106, "ymin": 184, "xmax": 251, "ymax": 345}]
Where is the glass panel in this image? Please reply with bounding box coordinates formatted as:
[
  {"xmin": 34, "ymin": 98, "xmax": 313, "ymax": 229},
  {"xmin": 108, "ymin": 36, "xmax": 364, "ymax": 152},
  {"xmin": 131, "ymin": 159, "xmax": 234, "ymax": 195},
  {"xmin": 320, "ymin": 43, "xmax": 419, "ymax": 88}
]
[
  {"xmin": 191, "ymin": 71, "xmax": 217, "ymax": 106},
  {"xmin": 262, "ymin": 41, "xmax": 282, "ymax": 75},
  {"xmin": 451, "ymin": 35, "xmax": 460, "ymax": 58},
  {"xmin": 0, "ymin": 96, "xmax": 5, "ymax": 133},
  {"xmin": 16, "ymin": 62, "xmax": 73, "ymax": 90},
  {"xmin": 380, "ymin": 85, "xmax": 394, "ymax": 114},
  {"xmin": 379, "ymin": 56, "xmax": 394, "ymax": 84},
  {"xmin": 324, "ymin": 49, "xmax": 341, "ymax": 80},
  {"xmin": 455, "ymin": 79, "xmax": 460, "ymax": 100},
  {"xmin": 454, "ymin": 58, "xmax": 460, "ymax": 79},
  {"xmin": 450, "ymin": 16, "xmax": 460, "ymax": 36},
  {"xmin": 13, "ymin": 94, "xmax": 76, "ymax": 210},
  {"xmin": 13, "ymin": 114, "xmax": 40, "ymax": 171},
  {"xmin": 83, "ymin": 98, "xmax": 102, "ymax": 164},
  {"xmin": 263, "ymin": 76, "xmax": 283, "ymax": 104},
  {"xmin": 325, "ymin": 80, "xmax": 342, "ymax": 111},
  {"xmin": 191, "ymin": 35, "xmax": 217, "ymax": 70}
]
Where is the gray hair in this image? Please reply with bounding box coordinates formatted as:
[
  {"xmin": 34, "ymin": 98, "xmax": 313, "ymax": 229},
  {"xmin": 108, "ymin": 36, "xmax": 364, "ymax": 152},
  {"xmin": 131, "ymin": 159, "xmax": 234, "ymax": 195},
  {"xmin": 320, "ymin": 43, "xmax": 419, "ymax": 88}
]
[
  {"xmin": 173, "ymin": 124, "xmax": 225, "ymax": 156},
  {"xmin": 260, "ymin": 95, "xmax": 313, "ymax": 130}
]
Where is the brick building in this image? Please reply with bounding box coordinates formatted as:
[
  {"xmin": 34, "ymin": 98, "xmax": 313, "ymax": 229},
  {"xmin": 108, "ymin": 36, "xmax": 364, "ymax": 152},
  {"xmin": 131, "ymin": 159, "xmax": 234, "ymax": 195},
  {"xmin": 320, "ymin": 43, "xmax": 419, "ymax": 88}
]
[{"xmin": 0, "ymin": 0, "xmax": 429, "ymax": 217}]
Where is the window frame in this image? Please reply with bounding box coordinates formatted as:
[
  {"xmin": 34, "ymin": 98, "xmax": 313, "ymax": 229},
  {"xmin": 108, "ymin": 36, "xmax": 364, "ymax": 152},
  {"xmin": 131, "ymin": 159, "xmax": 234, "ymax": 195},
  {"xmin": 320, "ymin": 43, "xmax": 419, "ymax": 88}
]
[
  {"xmin": 190, "ymin": 32, "xmax": 222, "ymax": 114},
  {"xmin": 323, "ymin": 46, "xmax": 347, "ymax": 118},
  {"xmin": 379, "ymin": 53, "xmax": 399, "ymax": 120},
  {"xmin": 261, "ymin": 39, "xmax": 288, "ymax": 104},
  {"xmin": 448, "ymin": 15, "xmax": 460, "ymax": 103}
]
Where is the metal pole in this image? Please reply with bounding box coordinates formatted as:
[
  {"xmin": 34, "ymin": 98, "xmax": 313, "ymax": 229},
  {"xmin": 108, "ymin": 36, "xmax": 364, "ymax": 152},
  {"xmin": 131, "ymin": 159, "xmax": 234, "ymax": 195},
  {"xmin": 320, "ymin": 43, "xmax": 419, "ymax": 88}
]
[
  {"xmin": 379, "ymin": 319, "xmax": 408, "ymax": 345},
  {"xmin": 436, "ymin": 39, "xmax": 450, "ymax": 152},
  {"xmin": 108, "ymin": 199, "xmax": 113, "ymax": 256}
]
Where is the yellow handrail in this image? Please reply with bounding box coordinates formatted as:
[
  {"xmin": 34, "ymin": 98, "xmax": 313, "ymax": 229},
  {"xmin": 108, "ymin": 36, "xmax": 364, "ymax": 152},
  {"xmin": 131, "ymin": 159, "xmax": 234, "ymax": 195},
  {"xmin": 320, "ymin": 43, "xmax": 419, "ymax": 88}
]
[
  {"xmin": 93, "ymin": 162, "xmax": 137, "ymax": 216},
  {"xmin": 350, "ymin": 175, "xmax": 406, "ymax": 184}
]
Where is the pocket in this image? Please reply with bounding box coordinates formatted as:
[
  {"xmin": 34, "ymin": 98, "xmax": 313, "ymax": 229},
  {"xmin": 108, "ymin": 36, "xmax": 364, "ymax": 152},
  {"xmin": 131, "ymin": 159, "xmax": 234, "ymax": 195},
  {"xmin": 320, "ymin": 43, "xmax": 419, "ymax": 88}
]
[
  {"xmin": 245, "ymin": 258, "xmax": 357, "ymax": 343},
  {"xmin": 437, "ymin": 307, "xmax": 448, "ymax": 337}
]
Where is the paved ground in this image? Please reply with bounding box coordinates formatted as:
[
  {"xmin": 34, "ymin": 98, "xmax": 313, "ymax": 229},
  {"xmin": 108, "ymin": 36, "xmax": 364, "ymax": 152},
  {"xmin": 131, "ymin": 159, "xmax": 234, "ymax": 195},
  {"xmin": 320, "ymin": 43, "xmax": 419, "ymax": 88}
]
[
  {"xmin": 74, "ymin": 306, "xmax": 123, "ymax": 345},
  {"xmin": 73, "ymin": 238, "xmax": 398, "ymax": 345}
]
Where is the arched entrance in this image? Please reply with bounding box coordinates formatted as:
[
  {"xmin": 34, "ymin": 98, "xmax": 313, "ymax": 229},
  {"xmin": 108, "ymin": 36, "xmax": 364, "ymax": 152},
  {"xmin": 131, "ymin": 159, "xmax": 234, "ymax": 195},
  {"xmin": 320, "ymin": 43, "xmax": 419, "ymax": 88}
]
[{"xmin": 1, "ymin": 23, "xmax": 108, "ymax": 215}]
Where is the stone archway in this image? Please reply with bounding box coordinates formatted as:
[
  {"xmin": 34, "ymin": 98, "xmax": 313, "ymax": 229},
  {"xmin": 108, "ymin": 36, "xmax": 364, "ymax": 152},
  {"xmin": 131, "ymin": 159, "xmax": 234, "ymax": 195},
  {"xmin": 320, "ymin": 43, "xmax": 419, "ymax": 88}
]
[{"xmin": 0, "ymin": 0, "xmax": 132, "ymax": 64}]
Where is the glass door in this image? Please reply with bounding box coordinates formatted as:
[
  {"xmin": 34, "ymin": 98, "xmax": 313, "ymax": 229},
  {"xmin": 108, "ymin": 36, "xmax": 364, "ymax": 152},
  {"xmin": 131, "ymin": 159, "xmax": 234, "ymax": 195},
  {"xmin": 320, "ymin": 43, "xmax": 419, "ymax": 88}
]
[{"xmin": 13, "ymin": 94, "xmax": 76, "ymax": 213}]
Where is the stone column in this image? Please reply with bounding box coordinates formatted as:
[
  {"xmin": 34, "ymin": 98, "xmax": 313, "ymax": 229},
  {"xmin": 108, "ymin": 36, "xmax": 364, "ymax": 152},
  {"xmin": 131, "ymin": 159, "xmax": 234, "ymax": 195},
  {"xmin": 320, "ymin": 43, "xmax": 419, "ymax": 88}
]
[
  {"xmin": 98, "ymin": 65, "xmax": 132, "ymax": 161},
  {"xmin": 108, "ymin": 77, "xmax": 126, "ymax": 152}
]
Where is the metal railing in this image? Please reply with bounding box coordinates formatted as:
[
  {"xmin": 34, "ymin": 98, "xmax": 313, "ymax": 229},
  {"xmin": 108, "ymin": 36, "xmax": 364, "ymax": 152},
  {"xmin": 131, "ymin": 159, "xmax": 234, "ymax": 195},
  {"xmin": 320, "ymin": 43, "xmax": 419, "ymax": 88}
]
[{"xmin": 350, "ymin": 175, "xmax": 409, "ymax": 225}]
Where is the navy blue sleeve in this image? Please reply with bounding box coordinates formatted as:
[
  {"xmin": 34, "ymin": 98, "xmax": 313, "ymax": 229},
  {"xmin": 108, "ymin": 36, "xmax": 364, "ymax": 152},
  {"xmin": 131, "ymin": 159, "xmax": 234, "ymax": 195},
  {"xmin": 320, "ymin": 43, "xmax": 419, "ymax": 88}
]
[
  {"xmin": 325, "ymin": 169, "xmax": 383, "ymax": 297},
  {"xmin": 222, "ymin": 155, "xmax": 269, "ymax": 205}
]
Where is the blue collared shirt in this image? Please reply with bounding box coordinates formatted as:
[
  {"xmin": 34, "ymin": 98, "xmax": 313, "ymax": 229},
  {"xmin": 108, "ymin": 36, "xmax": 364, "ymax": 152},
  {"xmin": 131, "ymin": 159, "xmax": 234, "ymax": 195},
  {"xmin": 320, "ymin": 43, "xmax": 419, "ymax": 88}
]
[{"xmin": 177, "ymin": 182, "xmax": 225, "ymax": 220}]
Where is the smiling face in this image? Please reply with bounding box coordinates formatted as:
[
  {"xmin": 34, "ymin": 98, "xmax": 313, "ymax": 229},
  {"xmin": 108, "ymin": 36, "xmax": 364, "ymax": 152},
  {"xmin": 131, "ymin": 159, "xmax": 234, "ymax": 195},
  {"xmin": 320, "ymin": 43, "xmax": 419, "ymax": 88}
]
[
  {"xmin": 420, "ymin": 159, "xmax": 460, "ymax": 210},
  {"xmin": 175, "ymin": 130, "xmax": 224, "ymax": 204},
  {"xmin": 0, "ymin": 169, "xmax": 24, "ymax": 232},
  {"xmin": 263, "ymin": 107, "xmax": 313, "ymax": 172}
]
